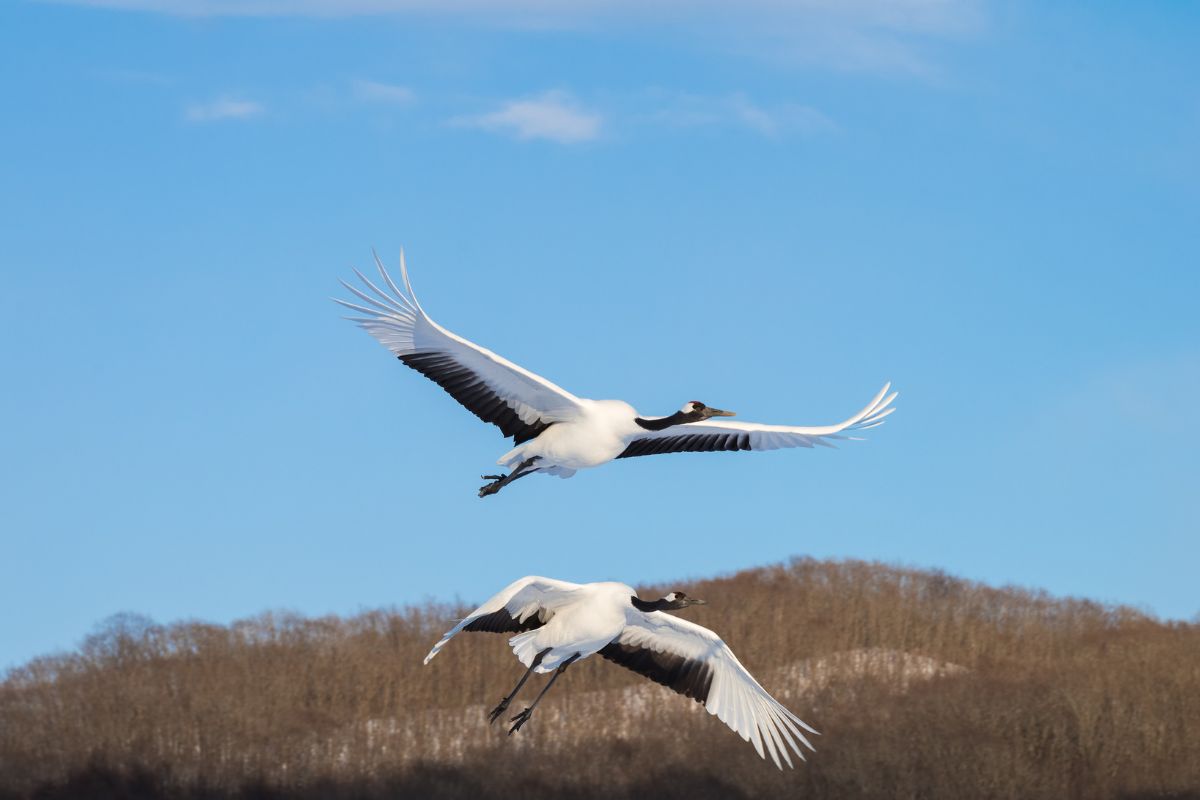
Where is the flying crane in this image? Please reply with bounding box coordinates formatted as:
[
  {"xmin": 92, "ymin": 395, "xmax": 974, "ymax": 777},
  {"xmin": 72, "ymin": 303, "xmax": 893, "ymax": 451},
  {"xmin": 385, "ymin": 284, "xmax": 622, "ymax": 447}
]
[
  {"xmin": 424, "ymin": 575, "xmax": 818, "ymax": 769},
  {"xmin": 335, "ymin": 252, "xmax": 896, "ymax": 497}
]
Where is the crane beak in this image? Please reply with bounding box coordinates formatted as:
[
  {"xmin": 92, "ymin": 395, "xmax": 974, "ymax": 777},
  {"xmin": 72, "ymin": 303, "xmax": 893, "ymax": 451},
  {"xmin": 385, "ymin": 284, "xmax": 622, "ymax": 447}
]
[{"xmin": 706, "ymin": 408, "xmax": 736, "ymax": 418}]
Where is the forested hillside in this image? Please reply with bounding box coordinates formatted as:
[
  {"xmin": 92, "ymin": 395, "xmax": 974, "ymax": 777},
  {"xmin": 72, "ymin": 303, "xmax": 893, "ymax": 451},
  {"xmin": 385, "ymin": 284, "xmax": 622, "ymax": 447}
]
[{"xmin": 2, "ymin": 558, "xmax": 1197, "ymax": 799}]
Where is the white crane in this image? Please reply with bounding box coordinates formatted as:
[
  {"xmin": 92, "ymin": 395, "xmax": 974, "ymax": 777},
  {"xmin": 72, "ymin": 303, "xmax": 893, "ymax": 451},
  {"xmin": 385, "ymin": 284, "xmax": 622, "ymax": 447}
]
[
  {"xmin": 424, "ymin": 575, "xmax": 819, "ymax": 769},
  {"xmin": 335, "ymin": 252, "xmax": 896, "ymax": 497}
]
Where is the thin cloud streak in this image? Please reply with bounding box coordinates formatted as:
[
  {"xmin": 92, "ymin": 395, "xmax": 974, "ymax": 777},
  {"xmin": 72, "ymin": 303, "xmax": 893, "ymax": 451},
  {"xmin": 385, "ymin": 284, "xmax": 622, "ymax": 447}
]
[
  {"xmin": 649, "ymin": 92, "xmax": 835, "ymax": 138},
  {"xmin": 51, "ymin": 0, "xmax": 981, "ymax": 32},
  {"xmin": 352, "ymin": 80, "xmax": 416, "ymax": 105},
  {"xmin": 93, "ymin": 67, "xmax": 174, "ymax": 86},
  {"xmin": 184, "ymin": 97, "xmax": 264, "ymax": 122},
  {"xmin": 49, "ymin": 0, "xmax": 985, "ymax": 78},
  {"xmin": 451, "ymin": 92, "xmax": 601, "ymax": 144}
]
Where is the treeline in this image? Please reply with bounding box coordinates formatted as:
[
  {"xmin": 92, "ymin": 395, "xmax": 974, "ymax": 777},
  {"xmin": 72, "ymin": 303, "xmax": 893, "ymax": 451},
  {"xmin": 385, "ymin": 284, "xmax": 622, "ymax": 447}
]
[{"xmin": 1, "ymin": 558, "xmax": 1198, "ymax": 799}]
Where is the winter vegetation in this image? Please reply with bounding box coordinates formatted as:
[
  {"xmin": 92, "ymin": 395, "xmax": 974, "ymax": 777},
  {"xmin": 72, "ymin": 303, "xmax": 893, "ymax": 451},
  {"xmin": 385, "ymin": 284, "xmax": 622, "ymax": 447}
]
[{"xmin": 1, "ymin": 557, "xmax": 1197, "ymax": 799}]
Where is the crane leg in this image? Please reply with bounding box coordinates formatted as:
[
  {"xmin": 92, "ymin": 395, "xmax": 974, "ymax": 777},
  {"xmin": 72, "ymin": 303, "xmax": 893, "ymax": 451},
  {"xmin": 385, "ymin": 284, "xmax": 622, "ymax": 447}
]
[
  {"xmin": 478, "ymin": 457, "xmax": 540, "ymax": 498},
  {"xmin": 488, "ymin": 647, "xmax": 550, "ymax": 724},
  {"xmin": 508, "ymin": 652, "xmax": 581, "ymax": 736}
]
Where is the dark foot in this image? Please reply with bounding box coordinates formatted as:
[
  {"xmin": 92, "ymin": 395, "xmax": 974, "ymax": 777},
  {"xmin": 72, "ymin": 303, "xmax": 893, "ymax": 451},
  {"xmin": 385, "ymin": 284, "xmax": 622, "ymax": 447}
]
[
  {"xmin": 488, "ymin": 699, "xmax": 510, "ymax": 724},
  {"xmin": 508, "ymin": 708, "xmax": 534, "ymax": 736},
  {"xmin": 478, "ymin": 458, "xmax": 538, "ymax": 498}
]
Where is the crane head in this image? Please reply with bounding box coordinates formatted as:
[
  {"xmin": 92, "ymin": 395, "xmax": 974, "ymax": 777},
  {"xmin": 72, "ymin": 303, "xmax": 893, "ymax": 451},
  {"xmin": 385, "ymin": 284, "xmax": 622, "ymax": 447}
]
[
  {"xmin": 631, "ymin": 591, "xmax": 708, "ymax": 613},
  {"xmin": 681, "ymin": 401, "xmax": 736, "ymax": 420},
  {"xmin": 662, "ymin": 591, "xmax": 708, "ymax": 610}
]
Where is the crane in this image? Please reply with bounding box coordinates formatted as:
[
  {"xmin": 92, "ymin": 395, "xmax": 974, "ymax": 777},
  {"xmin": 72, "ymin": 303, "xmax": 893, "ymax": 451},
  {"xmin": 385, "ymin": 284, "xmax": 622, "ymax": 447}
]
[
  {"xmin": 335, "ymin": 252, "xmax": 896, "ymax": 497},
  {"xmin": 424, "ymin": 575, "xmax": 818, "ymax": 769}
]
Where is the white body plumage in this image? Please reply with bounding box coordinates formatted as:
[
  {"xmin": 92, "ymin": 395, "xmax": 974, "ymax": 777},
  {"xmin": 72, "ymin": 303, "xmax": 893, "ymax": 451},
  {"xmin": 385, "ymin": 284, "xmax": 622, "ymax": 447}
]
[
  {"xmin": 498, "ymin": 400, "xmax": 643, "ymax": 476},
  {"xmin": 505, "ymin": 581, "xmax": 633, "ymax": 669}
]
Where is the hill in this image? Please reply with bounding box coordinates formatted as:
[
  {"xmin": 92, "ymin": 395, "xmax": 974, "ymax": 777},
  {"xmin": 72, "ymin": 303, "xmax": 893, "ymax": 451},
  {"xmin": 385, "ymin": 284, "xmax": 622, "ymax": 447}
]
[{"xmin": 1, "ymin": 558, "xmax": 1197, "ymax": 799}]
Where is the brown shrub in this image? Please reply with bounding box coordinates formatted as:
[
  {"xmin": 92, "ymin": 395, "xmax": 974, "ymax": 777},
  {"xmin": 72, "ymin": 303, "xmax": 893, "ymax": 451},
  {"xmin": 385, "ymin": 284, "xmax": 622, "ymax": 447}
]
[{"xmin": 1, "ymin": 558, "xmax": 1196, "ymax": 799}]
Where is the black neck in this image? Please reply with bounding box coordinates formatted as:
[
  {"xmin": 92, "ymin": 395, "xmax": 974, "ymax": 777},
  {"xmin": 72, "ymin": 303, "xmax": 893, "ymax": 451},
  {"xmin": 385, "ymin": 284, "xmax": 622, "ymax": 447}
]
[
  {"xmin": 631, "ymin": 596, "xmax": 672, "ymax": 612},
  {"xmin": 635, "ymin": 411, "xmax": 693, "ymax": 431}
]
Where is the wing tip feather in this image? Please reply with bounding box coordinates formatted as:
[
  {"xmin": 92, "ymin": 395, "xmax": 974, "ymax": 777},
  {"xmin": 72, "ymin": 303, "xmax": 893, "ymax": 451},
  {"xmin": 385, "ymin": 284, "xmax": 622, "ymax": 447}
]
[{"xmin": 398, "ymin": 247, "xmax": 429, "ymax": 318}]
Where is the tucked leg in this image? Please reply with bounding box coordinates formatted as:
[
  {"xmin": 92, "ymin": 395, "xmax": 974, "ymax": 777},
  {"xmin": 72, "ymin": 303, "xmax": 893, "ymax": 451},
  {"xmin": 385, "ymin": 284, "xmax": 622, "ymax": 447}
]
[
  {"xmin": 489, "ymin": 647, "xmax": 550, "ymax": 724},
  {"xmin": 508, "ymin": 653, "xmax": 581, "ymax": 736},
  {"xmin": 478, "ymin": 457, "xmax": 540, "ymax": 498}
]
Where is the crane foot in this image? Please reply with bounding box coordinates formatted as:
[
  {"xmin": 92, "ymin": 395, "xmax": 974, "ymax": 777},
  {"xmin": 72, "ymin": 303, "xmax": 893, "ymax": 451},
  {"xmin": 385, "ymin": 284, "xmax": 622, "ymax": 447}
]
[
  {"xmin": 508, "ymin": 708, "xmax": 534, "ymax": 735},
  {"xmin": 488, "ymin": 699, "xmax": 510, "ymax": 724}
]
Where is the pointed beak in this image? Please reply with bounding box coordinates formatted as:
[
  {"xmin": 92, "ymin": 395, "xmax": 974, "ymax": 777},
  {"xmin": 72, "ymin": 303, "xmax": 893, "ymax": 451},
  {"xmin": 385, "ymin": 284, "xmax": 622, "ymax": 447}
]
[
  {"xmin": 707, "ymin": 408, "xmax": 736, "ymax": 418},
  {"xmin": 690, "ymin": 598, "xmax": 708, "ymax": 606}
]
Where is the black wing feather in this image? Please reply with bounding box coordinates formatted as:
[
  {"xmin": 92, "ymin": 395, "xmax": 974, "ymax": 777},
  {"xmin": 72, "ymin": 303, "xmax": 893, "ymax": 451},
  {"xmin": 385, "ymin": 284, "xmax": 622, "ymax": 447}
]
[
  {"xmin": 462, "ymin": 607, "xmax": 549, "ymax": 635},
  {"xmin": 400, "ymin": 352, "xmax": 554, "ymax": 445},
  {"xmin": 616, "ymin": 432, "xmax": 752, "ymax": 459},
  {"xmin": 599, "ymin": 641, "xmax": 714, "ymax": 704}
]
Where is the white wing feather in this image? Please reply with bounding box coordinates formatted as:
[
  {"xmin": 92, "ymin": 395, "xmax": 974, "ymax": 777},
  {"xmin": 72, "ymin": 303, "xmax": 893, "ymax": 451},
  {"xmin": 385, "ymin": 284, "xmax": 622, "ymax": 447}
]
[
  {"xmin": 628, "ymin": 383, "xmax": 897, "ymax": 453},
  {"xmin": 615, "ymin": 611, "xmax": 818, "ymax": 769},
  {"xmin": 423, "ymin": 576, "xmax": 581, "ymax": 664},
  {"xmin": 335, "ymin": 251, "xmax": 585, "ymax": 430}
]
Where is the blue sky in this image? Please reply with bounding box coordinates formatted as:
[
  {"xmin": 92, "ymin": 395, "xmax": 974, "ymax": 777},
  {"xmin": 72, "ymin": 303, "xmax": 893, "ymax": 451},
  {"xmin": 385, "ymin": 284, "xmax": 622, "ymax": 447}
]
[{"xmin": 2, "ymin": 1, "xmax": 1197, "ymax": 670}]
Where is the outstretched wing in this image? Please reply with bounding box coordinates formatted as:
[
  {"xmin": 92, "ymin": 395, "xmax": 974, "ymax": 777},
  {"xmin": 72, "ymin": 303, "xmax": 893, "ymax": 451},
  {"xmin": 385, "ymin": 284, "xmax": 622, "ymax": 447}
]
[
  {"xmin": 601, "ymin": 610, "xmax": 818, "ymax": 769},
  {"xmin": 423, "ymin": 576, "xmax": 582, "ymax": 664},
  {"xmin": 617, "ymin": 383, "xmax": 896, "ymax": 459},
  {"xmin": 336, "ymin": 252, "xmax": 584, "ymax": 444}
]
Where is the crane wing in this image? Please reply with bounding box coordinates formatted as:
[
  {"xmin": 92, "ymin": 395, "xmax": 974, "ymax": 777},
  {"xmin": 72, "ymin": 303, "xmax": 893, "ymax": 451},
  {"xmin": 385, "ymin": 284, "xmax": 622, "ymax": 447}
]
[
  {"xmin": 601, "ymin": 610, "xmax": 818, "ymax": 769},
  {"xmin": 336, "ymin": 252, "xmax": 585, "ymax": 444},
  {"xmin": 617, "ymin": 383, "xmax": 896, "ymax": 459},
  {"xmin": 423, "ymin": 576, "xmax": 582, "ymax": 664}
]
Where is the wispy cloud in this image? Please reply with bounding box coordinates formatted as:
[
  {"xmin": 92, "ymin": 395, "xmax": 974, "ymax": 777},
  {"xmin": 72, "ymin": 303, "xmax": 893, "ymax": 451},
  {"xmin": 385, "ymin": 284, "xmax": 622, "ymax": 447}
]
[
  {"xmin": 50, "ymin": 0, "xmax": 985, "ymax": 78},
  {"xmin": 51, "ymin": 0, "xmax": 980, "ymax": 31},
  {"xmin": 452, "ymin": 91, "xmax": 601, "ymax": 144},
  {"xmin": 351, "ymin": 80, "xmax": 415, "ymax": 105},
  {"xmin": 650, "ymin": 92, "xmax": 835, "ymax": 138},
  {"xmin": 184, "ymin": 96, "xmax": 264, "ymax": 122},
  {"xmin": 93, "ymin": 67, "xmax": 174, "ymax": 86},
  {"xmin": 736, "ymin": 23, "xmax": 944, "ymax": 78}
]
